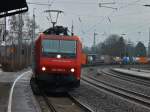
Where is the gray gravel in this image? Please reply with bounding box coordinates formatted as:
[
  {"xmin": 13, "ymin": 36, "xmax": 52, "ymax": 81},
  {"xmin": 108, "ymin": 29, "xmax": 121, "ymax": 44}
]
[
  {"xmin": 83, "ymin": 67, "xmax": 150, "ymax": 98},
  {"xmin": 98, "ymin": 72, "xmax": 150, "ymax": 96},
  {"xmin": 70, "ymin": 67, "xmax": 150, "ymax": 112},
  {"xmin": 70, "ymin": 82, "xmax": 150, "ymax": 112}
]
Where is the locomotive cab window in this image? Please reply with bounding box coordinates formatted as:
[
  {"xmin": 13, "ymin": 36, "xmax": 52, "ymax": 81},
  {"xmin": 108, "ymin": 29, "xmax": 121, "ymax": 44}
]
[
  {"xmin": 60, "ymin": 40, "xmax": 76, "ymax": 54},
  {"xmin": 42, "ymin": 40, "xmax": 59, "ymax": 53},
  {"xmin": 42, "ymin": 39, "xmax": 77, "ymax": 58}
]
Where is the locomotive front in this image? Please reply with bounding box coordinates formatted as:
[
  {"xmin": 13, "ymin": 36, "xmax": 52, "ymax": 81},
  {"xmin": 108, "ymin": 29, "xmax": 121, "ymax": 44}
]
[{"xmin": 33, "ymin": 33, "xmax": 82, "ymax": 88}]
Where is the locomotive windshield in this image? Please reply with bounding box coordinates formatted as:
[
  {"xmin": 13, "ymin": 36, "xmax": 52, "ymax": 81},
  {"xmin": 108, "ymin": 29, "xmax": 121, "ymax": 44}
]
[{"xmin": 42, "ymin": 39, "xmax": 76, "ymax": 58}]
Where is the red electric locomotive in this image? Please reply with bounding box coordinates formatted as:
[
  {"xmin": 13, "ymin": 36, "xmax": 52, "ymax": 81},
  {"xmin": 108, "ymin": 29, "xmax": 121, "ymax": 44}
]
[
  {"xmin": 30, "ymin": 10, "xmax": 85, "ymax": 93},
  {"xmin": 31, "ymin": 25, "xmax": 83, "ymax": 92}
]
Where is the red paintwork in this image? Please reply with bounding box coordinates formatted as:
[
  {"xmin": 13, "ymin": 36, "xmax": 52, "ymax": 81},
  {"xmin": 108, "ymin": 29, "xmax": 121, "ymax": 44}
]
[{"xmin": 34, "ymin": 33, "xmax": 82, "ymax": 81}]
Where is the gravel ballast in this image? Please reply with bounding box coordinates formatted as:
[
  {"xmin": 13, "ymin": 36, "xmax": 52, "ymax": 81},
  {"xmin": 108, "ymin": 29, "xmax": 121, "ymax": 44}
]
[{"xmin": 70, "ymin": 67, "xmax": 150, "ymax": 112}]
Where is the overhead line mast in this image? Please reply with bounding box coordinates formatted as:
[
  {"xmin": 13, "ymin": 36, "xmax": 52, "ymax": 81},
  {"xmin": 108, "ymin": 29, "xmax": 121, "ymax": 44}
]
[
  {"xmin": 143, "ymin": 4, "xmax": 150, "ymax": 57},
  {"xmin": 148, "ymin": 28, "xmax": 150, "ymax": 57}
]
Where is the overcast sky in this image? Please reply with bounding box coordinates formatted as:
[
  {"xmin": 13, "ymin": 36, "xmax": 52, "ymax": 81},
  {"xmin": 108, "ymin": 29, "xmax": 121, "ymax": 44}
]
[{"xmin": 27, "ymin": 0, "xmax": 150, "ymax": 47}]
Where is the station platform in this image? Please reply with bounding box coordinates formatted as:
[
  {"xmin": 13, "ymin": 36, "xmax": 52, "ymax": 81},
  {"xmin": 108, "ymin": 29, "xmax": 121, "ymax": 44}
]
[
  {"xmin": 112, "ymin": 68, "xmax": 150, "ymax": 79},
  {"xmin": 129, "ymin": 68, "xmax": 150, "ymax": 73},
  {"xmin": 0, "ymin": 69, "xmax": 41, "ymax": 112}
]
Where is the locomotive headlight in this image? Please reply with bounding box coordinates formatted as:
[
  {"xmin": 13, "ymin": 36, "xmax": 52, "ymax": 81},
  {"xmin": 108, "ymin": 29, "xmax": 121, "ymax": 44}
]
[
  {"xmin": 42, "ymin": 67, "xmax": 46, "ymax": 71},
  {"xmin": 57, "ymin": 54, "xmax": 61, "ymax": 59},
  {"xmin": 71, "ymin": 68, "xmax": 75, "ymax": 73}
]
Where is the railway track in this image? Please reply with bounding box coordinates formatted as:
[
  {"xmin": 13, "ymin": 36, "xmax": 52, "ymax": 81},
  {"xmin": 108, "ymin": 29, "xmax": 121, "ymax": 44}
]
[
  {"xmin": 82, "ymin": 75, "xmax": 150, "ymax": 109},
  {"xmin": 31, "ymin": 79, "xmax": 93, "ymax": 112},
  {"xmin": 100, "ymin": 68, "xmax": 150, "ymax": 87},
  {"xmin": 36, "ymin": 93, "xmax": 93, "ymax": 112}
]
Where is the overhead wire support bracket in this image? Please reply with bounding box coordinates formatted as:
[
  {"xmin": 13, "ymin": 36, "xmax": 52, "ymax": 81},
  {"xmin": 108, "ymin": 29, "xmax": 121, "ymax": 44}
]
[
  {"xmin": 27, "ymin": 2, "xmax": 51, "ymax": 6},
  {"xmin": 99, "ymin": 6, "xmax": 118, "ymax": 10},
  {"xmin": 99, "ymin": 2, "xmax": 117, "ymax": 10},
  {"xmin": 143, "ymin": 4, "xmax": 150, "ymax": 7},
  {"xmin": 99, "ymin": 2, "xmax": 116, "ymax": 5}
]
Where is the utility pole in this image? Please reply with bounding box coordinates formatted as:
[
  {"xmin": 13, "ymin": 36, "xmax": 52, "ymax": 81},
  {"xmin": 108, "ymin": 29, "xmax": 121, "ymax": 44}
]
[
  {"xmin": 3, "ymin": 15, "xmax": 7, "ymax": 66},
  {"xmin": 71, "ymin": 20, "xmax": 74, "ymax": 36},
  {"xmin": 93, "ymin": 32, "xmax": 98, "ymax": 53},
  {"xmin": 3, "ymin": 17, "xmax": 6, "ymax": 41},
  {"xmin": 121, "ymin": 33, "xmax": 126, "ymax": 56},
  {"xmin": 18, "ymin": 13, "xmax": 23, "ymax": 68},
  {"xmin": 33, "ymin": 8, "xmax": 36, "ymax": 40},
  {"xmin": 143, "ymin": 4, "xmax": 150, "ymax": 57},
  {"xmin": 31, "ymin": 8, "xmax": 36, "ymax": 66},
  {"xmin": 1, "ymin": 15, "xmax": 7, "ymax": 44},
  {"xmin": 148, "ymin": 28, "xmax": 150, "ymax": 57}
]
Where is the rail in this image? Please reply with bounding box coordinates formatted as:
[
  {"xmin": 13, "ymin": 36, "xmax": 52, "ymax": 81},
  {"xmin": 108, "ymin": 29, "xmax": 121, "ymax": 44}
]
[
  {"xmin": 33, "ymin": 81, "xmax": 93, "ymax": 112},
  {"xmin": 82, "ymin": 75, "xmax": 150, "ymax": 109}
]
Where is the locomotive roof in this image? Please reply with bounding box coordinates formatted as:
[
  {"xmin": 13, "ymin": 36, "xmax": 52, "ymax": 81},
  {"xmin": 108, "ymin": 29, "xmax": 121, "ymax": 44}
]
[
  {"xmin": 36, "ymin": 26, "xmax": 82, "ymax": 42},
  {"xmin": 43, "ymin": 26, "xmax": 69, "ymax": 36},
  {"xmin": 39, "ymin": 33, "xmax": 81, "ymax": 41}
]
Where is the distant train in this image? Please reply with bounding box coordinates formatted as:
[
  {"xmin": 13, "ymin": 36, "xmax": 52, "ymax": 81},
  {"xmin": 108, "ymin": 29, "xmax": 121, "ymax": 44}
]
[
  {"xmin": 86, "ymin": 54, "xmax": 150, "ymax": 65},
  {"xmin": 31, "ymin": 26, "xmax": 85, "ymax": 91}
]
